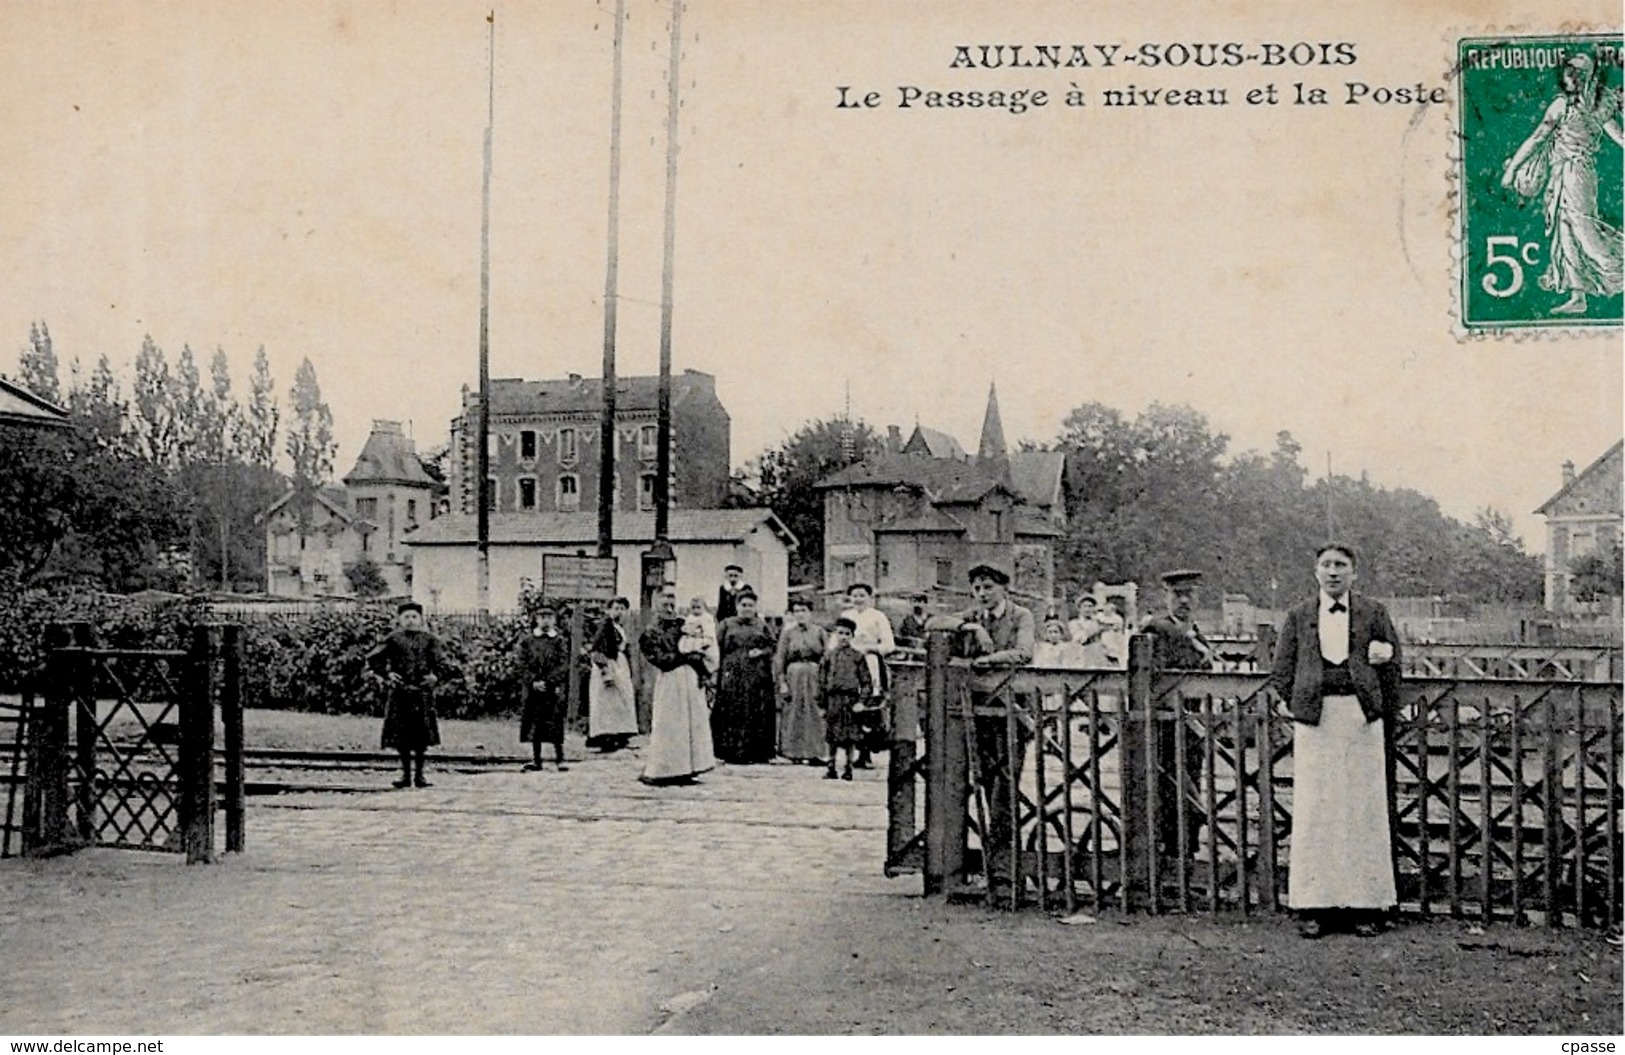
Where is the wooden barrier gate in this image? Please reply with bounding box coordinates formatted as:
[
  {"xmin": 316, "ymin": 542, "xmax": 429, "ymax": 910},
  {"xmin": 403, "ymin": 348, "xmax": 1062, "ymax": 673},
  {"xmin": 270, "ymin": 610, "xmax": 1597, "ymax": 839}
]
[
  {"xmin": 19, "ymin": 624, "xmax": 245, "ymax": 863},
  {"xmin": 887, "ymin": 632, "xmax": 1623, "ymax": 928}
]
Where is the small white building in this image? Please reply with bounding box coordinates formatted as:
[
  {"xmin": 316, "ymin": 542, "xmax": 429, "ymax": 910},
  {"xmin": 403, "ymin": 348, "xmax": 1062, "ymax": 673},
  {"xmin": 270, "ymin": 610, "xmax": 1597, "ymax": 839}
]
[{"xmin": 405, "ymin": 509, "xmax": 797, "ymax": 614}]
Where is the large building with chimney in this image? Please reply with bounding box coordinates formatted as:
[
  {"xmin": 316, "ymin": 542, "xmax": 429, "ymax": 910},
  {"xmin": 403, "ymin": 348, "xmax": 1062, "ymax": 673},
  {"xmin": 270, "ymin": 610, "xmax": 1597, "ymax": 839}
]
[
  {"xmin": 447, "ymin": 370, "xmax": 730, "ymax": 517},
  {"xmin": 815, "ymin": 384, "xmax": 1066, "ymax": 603}
]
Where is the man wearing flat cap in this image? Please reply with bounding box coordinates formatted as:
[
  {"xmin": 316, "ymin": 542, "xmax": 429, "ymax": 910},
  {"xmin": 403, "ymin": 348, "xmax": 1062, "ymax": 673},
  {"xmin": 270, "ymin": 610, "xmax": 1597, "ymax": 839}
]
[
  {"xmin": 942, "ymin": 560, "xmax": 1036, "ymax": 902},
  {"xmin": 1141, "ymin": 569, "xmax": 1217, "ymax": 868}
]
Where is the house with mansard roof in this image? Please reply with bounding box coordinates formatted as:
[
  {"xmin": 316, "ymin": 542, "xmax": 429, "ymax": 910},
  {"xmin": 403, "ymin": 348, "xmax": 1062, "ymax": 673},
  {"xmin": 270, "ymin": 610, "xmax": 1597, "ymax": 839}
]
[{"xmin": 261, "ymin": 420, "xmax": 440, "ymax": 598}]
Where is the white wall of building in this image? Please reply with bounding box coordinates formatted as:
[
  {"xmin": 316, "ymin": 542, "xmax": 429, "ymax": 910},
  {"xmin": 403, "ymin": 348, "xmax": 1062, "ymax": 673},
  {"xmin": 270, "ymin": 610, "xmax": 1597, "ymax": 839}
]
[{"xmin": 411, "ymin": 535, "xmax": 792, "ymax": 614}]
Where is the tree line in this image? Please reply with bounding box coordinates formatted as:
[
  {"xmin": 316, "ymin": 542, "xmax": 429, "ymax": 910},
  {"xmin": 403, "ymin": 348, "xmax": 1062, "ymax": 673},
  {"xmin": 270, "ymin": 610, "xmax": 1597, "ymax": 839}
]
[
  {"xmin": 1, "ymin": 322, "xmax": 337, "ymax": 592},
  {"xmin": 740, "ymin": 403, "xmax": 1547, "ymax": 606}
]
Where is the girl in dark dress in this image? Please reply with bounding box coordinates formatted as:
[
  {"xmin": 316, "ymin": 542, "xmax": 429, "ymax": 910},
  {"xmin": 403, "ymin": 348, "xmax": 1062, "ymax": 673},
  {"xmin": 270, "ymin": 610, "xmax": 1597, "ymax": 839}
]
[
  {"xmin": 712, "ymin": 590, "xmax": 779, "ymax": 764},
  {"xmin": 367, "ymin": 601, "xmax": 459, "ymax": 789},
  {"xmin": 819, "ymin": 617, "xmax": 872, "ymax": 780}
]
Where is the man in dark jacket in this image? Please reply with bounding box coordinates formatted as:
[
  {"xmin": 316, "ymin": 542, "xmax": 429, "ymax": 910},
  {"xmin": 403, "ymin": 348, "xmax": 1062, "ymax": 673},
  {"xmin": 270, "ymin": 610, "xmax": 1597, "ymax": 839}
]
[
  {"xmin": 940, "ymin": 561, "xmax": 1035, "ymax": 903},
  {"xmin": 1266, "ymin": 542, "xmax": 1403, "ymax": 938}
]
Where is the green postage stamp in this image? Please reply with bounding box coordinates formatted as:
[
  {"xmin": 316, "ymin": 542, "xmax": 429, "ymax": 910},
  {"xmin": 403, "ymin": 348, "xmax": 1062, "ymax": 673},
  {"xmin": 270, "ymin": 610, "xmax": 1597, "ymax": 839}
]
[{"xmin": 1457, "ymin": 33, "xmax": 1623, "ymax": 331}]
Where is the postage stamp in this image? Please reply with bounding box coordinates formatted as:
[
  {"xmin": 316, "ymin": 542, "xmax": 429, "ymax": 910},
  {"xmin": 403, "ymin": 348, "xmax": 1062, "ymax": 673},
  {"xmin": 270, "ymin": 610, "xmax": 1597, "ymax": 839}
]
[{"xmin": 1457, "ymin": 33, "xmax": 1623, "ymax": 331}]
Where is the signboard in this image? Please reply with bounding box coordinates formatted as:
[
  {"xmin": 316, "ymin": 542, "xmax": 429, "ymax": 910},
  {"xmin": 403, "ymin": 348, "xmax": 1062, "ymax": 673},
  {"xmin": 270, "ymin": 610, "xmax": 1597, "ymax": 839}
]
[{"xmin": 541, "ymin": 554, "xmax": 619, "ymax": 601}]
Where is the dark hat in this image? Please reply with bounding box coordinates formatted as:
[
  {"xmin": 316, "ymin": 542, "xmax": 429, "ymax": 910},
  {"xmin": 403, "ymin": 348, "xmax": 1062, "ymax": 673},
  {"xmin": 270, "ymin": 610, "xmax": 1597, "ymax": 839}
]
[
  {"xmin": 532, "ymin": 600, "xmax": 559, "ymax": 616},
  {"xmin": 787, "ymin": 595, "xmax": 814, "ymax": 611},
  {"xmin": 909, "ymin": 592, "xmax": 929, "ymax": 603},
  {"xmin": 966, "ymin": 562, "xmax": 1011, "ymax": 586},
  {"xmin": 396, "ymin": 600, "xmax": 424, "ymax": 615},
  {"xmin": 724, "ymin": 563, "xmax": 744, "ymax": 573},
  {"xmin": 1160, "ymin": 569, "xmax": 1203, "ymax": 589},
  {"xmin": 735, "ymin": 587, "xmax": 758, "ymax": 602},
  {"xmin": 834, "ymin": 616, "xmax": 858, "ymax": 632}
]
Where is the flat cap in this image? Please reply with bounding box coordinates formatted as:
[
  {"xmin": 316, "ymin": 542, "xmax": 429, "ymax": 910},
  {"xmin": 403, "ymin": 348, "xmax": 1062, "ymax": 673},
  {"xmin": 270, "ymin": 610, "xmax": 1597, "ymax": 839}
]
[
  {"xmin": 1160, "ymin": 569, "xmax": 1203, "ymax": 588},
  {"xmin": 967, "ymin": 562, "xmax": 1012, "ymax": 586}
]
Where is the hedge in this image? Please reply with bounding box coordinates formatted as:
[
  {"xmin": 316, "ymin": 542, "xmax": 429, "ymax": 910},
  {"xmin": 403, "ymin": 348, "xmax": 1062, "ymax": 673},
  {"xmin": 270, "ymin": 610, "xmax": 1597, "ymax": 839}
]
[{"xmin": 0, "ymin": 589, "xmax": 580, "ymax": 720}]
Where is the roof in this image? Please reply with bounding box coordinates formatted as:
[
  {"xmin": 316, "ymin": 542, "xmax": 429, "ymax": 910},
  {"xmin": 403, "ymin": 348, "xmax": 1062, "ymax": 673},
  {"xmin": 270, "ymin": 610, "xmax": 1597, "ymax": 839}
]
[
  {"xmin": 1009, "ymin": 450, "xmax": 1065, "ymax": 510},
  {"xmin": 902, "ymin": 425, "xmax": 968, "ymax": 461},
  {"xmin": 464, "ymin": 370, "xmax": 720, "ymax": 418},
  {"xmin": 1014, "ymin": 510, "xmax": 1065, "ymax": 538},
  {"xmin": 815, "ymin": 453, "xmax": 1013, "ymax": 504},
  {"xmin": 406, "ymin": 508, "xmax": 798, "ymax": 549},
  {"xmin": 0, "ymin": 377, "xmax": 69, "ymax": 428},
  {"xmin": 1535, "ymin": 440, "xmax": 1624, "ymax": 515},
  {"xmin": 343, "ymin": 420, "xmax": 435, "ymax": 487},
  {"xmin": 261, "ymin": 484, "xmax": 352, "ymax": 524}
]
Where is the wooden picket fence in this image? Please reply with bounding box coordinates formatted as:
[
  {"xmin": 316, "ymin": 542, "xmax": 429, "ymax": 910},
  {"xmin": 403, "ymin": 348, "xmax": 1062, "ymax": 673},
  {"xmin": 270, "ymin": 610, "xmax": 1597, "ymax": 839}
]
[{"xmin": 886, "ymin": 634, "xmax": 1622, "ymax": 927}]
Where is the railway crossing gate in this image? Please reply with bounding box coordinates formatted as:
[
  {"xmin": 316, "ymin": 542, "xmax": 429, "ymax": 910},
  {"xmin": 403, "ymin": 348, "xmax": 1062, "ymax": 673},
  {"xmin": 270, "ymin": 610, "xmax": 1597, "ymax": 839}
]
[{"xmin": 7, "ymin": 623, "xmax": 245, "ymax": 863}]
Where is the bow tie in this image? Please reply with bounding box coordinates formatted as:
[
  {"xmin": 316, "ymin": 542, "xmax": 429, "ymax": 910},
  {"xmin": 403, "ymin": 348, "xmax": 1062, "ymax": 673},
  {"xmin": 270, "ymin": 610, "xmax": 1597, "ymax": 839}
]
[{"xmin": 1328, "ymin": 601, "xmax": 1347, "ymax": 614}]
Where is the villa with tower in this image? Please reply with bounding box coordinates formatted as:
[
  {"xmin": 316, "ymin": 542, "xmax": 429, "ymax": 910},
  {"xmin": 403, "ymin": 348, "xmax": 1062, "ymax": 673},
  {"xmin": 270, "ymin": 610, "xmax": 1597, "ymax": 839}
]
[{"xmin": 815, "ymin": 384, "xmax": 1067, "ymax": 604}]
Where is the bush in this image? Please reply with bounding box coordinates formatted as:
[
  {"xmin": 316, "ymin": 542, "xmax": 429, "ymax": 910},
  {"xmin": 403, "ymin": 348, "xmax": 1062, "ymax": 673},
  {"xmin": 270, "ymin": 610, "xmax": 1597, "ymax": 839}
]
[{"xmin": 0, "ymin": 590, "xmax": 548, "ymax": 720}]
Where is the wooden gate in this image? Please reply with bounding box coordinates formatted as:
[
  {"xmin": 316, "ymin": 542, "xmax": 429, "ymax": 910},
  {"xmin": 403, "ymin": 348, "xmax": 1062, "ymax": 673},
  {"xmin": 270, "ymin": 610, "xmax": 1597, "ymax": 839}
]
[
  {"xmin": 20, "ymin": 624, "xmax": 244, "ymax": 863},
  {"xmin": 888, "ymin": 631, "xmax": 1623, "ymax": 927}
]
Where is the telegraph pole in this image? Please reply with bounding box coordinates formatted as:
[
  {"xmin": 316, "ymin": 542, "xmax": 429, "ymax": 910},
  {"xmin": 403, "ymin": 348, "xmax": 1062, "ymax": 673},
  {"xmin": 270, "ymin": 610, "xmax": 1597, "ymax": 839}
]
[
  {"xmin": 597, "ymin": 0, "xmax": 628, "ymax": 560},
  {"xmin": 476, "ymin": 11, "xmax": 495, "ymax": 613},
  {"xmin": 654, "ymin": 0, "xmax": 684, "ymax": 544}
]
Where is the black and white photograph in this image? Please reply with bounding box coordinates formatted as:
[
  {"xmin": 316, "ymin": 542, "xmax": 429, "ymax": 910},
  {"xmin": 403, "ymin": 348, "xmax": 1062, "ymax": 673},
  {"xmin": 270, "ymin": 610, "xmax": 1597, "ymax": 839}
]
[{"xmin": 0, "ymin": 0, "xmax": 1620, "ymax": 1041}]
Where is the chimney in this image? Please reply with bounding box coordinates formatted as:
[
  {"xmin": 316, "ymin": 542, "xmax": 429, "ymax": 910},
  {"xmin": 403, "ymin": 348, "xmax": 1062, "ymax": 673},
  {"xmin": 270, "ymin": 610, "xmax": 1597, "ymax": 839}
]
[
  {"xmin": 1562, "ymin": 460, "xmax": 1576, "ymax": 486},
  {"xmin": 887, "ymin": 425, "xmax": 902, "ymax": 453}
]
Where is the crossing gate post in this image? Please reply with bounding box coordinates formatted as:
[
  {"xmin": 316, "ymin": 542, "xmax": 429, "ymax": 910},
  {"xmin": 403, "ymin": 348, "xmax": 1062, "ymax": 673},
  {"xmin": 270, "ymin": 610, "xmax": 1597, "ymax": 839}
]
[{"xmin": 179, "ymin": 626, "xmax": 218, "ymax": 864}]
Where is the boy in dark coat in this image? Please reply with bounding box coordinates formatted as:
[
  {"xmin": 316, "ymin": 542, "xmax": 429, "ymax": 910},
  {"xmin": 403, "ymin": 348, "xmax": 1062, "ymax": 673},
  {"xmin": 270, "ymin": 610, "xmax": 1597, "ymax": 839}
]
[
  {"xmin": 818, "ymin": 616, "xmax": 873, "ymax": 781},
  {"xmin": 367, "ymin": 601, "xmax": 458, "ymax": 789},
  {"xmin": 517, "ymin": 603, "xmax": 572, "ymax": 772}
]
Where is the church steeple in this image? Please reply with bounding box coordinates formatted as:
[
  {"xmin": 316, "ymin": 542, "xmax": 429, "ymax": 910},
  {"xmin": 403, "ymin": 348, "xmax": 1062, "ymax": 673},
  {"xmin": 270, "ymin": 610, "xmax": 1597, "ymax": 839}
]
[{"xmin": 977, "ymin": 381, "xmax": 1010, "ymax": 484}]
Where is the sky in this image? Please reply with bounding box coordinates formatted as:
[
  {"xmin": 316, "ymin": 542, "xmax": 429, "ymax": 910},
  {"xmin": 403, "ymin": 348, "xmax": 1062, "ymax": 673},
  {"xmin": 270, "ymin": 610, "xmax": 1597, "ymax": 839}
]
[{"xmin": 1, "ymin": 0, "xmax": 1620, "ymax": 554}]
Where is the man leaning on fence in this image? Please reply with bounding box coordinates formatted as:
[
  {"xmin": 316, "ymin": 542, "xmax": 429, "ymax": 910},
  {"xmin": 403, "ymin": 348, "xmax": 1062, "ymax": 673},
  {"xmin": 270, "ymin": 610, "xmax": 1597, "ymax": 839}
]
[
  {"xmin": 931, "ymin": 560, "xmax": 1036, "ymax": 903},
  {"xmin": 1267, "ymin": 542, "xmax": 1403, "ymax": 939}
]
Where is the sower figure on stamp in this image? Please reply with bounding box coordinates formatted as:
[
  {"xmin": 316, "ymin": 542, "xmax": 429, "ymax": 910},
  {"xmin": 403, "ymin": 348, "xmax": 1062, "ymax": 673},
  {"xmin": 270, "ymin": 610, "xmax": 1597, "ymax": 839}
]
[
  {"xmin": 933, "ymin": 561, "xmax": 1036, "ymax": 902},
  {"xmin": 517, "ymin": 602, "xmax": 571, "ymax": 773},
  {"xmin": 1141, "ymin": 569, "xmax": 1217, "ymax": 867},
  {"xmin": 368, "ymin": 601, "xmax": 459, "ymax": 789},
  {"xmin": 1267, "ymin": 543, "xmax": 1402, "ymax": 939}
]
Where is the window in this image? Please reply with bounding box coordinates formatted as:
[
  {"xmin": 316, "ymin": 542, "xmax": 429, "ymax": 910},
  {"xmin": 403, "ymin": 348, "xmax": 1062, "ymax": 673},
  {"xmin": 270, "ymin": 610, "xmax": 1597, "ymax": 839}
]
[
  {"xmin": 639, "ymin": 424, "xmax": 658, "ymax": 459},
  {"xmin": 518, "ymin": 478, "xmax": 537, "ymax": 510},
  {"xmin": 355, "ymin": 497, "xmax": 378, "ymax": 520},
  {"xmin": 520, "ymin": 430, "xmax": 537, "ymax": 460},
  {"xmin": 639, "ymin": 473, "xmax": 657, "ymax": 511},
  {"xmin": 486, "ymin": 478, "xmax": 498, "ymax": 512},
  {"xmin": 558, "ymin": 427, "xmax": 578, "ymax": 464},
  {"xmin": 361, "ymin": 533, "xmax": 371, "ymax": 554},
  {"xmin": 935, "ymin": 558, "xmax": 954, "ymax": 587},
  {"xmin": 558, "ymin": 474, "xmax": 580, "ymax": 512},
  {"xmin": 842, "ymin": 560, "xmax": 860, "ymax": 589},
  {"xmin": 406, "ymin": 499, "xmax": 417, "ymax": 524},
  {"xmin": 879, "ymin": 559, "xmax": 890, "ymax": 579}
]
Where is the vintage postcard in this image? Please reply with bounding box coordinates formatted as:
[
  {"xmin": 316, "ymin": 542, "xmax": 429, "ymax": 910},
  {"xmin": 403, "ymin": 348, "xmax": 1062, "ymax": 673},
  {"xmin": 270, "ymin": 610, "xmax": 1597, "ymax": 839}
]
[{"xmin": 0, "ymin": 0, "xmax": 1620, "ymax": 1041}]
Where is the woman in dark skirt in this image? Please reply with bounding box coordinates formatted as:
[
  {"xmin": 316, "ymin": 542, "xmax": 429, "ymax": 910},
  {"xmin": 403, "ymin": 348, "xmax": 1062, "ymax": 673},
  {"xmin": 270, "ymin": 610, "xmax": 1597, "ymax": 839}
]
[
  {"xmin": 368, "ymin": 601, "xmax": 459, "ymax": 789},
  {"xmin": 712, "ymin": 589, "xmax": 779, "ymax": 764}
]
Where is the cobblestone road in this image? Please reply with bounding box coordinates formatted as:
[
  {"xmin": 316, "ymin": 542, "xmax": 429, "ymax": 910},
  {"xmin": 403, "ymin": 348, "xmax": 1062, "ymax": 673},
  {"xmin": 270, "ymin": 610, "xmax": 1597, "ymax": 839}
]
[{"xmin": 0, "ymin": 751, "xmax": 905, "ymax": 1034}]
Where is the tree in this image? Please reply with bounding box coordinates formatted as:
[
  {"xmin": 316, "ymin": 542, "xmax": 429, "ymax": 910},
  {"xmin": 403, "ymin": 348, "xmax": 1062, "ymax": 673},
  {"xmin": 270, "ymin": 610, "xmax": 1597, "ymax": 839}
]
[
  {"xmin": 238, "ymin": 346, "xmax": 279, "ymax": 469},
  {"xmin": 745, "ymin": 416, "xmax": 882, "ymax": 585},
  {"xmin": 286, "ymin": 357, "xmax": 335, "ymax": 488},
  {"xmin": 344, "ymin": 557, "xmax": 390, "ymax": 599},
  {"xmin": 16, "ymin": 321, "xmax": 60, "ymax": 403},
  {"xmin": 131, "ymin": 335, "xmax": 180, "ymax": 469},
  {"xmin": 1570, "ymin": 541, "xmax": 1623, "ymax": 604}
]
